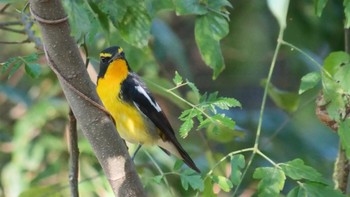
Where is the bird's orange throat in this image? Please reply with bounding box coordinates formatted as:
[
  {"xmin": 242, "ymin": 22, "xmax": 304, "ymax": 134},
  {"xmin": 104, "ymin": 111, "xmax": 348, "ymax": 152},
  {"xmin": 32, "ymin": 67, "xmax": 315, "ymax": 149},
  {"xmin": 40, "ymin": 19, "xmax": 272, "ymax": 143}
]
[{"xmin": 98, "ymin": 59, "xmax": 129, "ymax": 84}]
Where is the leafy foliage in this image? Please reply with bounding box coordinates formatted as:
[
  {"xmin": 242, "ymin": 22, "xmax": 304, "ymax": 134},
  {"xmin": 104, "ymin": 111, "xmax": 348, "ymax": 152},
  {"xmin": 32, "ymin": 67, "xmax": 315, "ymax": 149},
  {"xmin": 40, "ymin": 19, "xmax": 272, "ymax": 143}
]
[
  {"xmin": 172, "ymin": 72, "xmax": 241, "ymax": 138},
  {"xmin": 253, "ymin": 167, "xmax": 286, "ymax": 197},
  {"xmin": 287, "ymin": 182, "xmax": 345, "ymax": 197},
  {"xmin": 1, "ymin": 53, "xmax": 41, "ymax": 79},
  {"xmin": 179, "ymin": 170, "xmax": 204, "ymax": 191},
  {"xmin": 230, "ymin": 154, "xmax": 245, "ymax": 185},
  {"xmin": 262, "ymin": 79, "xmax": 300, "ymax": 112},
  {"xmin": 299, "ymin": 72, "xmax": 321, "ymax": 94},
  {"xmin": 279, "ymin": 159, "xmax": 327, "ymax": 184}
]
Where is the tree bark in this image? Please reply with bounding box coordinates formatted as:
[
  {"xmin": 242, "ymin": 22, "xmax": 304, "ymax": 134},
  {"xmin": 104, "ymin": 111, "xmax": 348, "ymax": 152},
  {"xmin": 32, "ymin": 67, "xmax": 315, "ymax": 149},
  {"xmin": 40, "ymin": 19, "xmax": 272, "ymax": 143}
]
[{"xmin": 29, "ymin": 0, "xmax": 145, "ymax": 196}]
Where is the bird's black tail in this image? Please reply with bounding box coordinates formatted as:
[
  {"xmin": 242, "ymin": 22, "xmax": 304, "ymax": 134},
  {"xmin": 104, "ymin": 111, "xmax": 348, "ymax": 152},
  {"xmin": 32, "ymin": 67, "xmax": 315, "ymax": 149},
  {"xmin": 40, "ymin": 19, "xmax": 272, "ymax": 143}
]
[{"xmin": 159, "ymin": 139, "xmax": 200, "ymax": 173}]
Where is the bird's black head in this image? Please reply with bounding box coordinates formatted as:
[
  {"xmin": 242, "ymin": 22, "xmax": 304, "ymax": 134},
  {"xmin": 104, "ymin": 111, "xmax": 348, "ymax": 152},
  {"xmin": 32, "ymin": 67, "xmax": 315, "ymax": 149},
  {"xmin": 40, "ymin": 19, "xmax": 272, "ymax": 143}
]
[{"xmin": 98, "ymin": 46, "xmax": 127, "ymax": 78}]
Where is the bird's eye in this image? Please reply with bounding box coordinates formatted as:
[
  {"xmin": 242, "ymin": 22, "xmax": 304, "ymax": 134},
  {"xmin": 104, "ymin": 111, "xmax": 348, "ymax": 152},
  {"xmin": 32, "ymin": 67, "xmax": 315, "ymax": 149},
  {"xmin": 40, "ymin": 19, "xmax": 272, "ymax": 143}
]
[{"xmin": 101, "ymin": 57, "xmax": 109, "ymax": 63}]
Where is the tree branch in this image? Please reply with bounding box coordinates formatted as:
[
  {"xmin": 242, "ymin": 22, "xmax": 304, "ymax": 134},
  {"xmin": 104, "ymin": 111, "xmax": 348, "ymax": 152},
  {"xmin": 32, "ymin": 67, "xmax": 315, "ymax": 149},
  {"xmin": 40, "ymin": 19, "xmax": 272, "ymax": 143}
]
[
  {"xmin": 28, "ymin": 0, "xmax": 145, "ymax": 196},
  {"xmin": 68, "ymin": 109, "xmax": 79, "ymax": 197}
]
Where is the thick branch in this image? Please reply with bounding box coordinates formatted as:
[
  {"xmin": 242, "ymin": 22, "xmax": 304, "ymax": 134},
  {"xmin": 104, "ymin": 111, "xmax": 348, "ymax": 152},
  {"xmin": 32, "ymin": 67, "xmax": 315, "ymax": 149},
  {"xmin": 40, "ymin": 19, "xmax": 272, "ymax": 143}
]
[{"xmin": 29, "ymin": 0, "xmax": 145, "ymax": 196}]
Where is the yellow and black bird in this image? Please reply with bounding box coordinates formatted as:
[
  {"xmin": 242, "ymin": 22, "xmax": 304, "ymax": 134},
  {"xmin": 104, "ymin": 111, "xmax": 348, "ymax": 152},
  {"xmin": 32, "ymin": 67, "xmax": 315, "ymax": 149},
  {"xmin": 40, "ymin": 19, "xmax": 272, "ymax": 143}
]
[{"xmin": 96, "ymin": 46, "xmax": 200, "ymax": 173}]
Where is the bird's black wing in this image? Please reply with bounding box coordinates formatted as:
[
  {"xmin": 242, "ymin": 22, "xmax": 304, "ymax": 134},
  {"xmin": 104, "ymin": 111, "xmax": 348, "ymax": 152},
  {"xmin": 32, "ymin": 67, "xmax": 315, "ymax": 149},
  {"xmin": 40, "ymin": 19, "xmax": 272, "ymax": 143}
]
[{"xmin": 120, "ymin": 72, "xmax": 200, "ymax": 172}]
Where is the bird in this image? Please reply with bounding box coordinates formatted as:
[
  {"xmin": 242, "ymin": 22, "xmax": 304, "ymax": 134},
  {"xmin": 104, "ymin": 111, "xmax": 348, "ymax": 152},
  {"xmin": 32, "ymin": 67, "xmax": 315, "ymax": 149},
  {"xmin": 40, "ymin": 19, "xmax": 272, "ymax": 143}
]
[{"xmin": 96, "ymin": 46, "xmax": 200, "ymax": 173}]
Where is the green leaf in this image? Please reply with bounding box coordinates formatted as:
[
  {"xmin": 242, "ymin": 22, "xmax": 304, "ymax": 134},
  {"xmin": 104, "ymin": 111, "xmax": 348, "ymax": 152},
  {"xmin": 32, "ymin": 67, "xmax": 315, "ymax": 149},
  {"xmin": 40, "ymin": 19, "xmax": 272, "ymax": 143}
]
[
  {"xmin": 195, "ymin": 12, "xmax": 228, "ymax": 79},
  {"xmin": 338, "ymin": 119, "xmax": 350, "ymax": 159},
  {"xmin": 173, "ymin": 159, "xmax": 184, "ymax": 171},
  {"xmin": 88, "ymin": 1, "xmax": 110, "ymax": 34},
  {"xmin": 173, "ymin": 71, "xmax": 183, "ymax": 86},
  {"xmin": 25, "ymin": 63, "xmax": 41, "ymax": 78},
  {"xmin": 7, "ymin": 60, "xmax": 23, "ymax": 79},
  {"xmin": 279, "ymin": 159, "xmax": 327, "ymax": 184},
  {"xmin": 287, "ymin": 182, "xmax": 345, "ymax": 197},
  {"xmin": 267, "ymin": 0, "xmax": 290, "ymax": 29},
  {"xmin": 323, "ymin": 51, "xmax": 350, "ymax": 76},
  {"xmin": 173, "ymin": 0, "xmax": 207, "ymax": 15},
  {"xmin": 96, "ymin": 0, "xmax": 127, "ymax": 25},
  {"xmin": 151, "ymin": 175, "xmax": 163, "ymax": 184},
  {"xmin": 230, "ymin": 154, "xmax": 245, "ymax": 185},
  {"xmin": 322, "ymin": 76, "xmax": 346, "ymax": 121},
  {"xmin": 2, "ymin": 53, "xmax": 40, "ymax": 79},
  {"xmin": 195, "ymin": 11, "xmax": 229, "ymax": 41},
  {"xmin": 253, "ymin": 167, "xmax": 286, "ymax": 197},
  {"xmin": 187, "ymin": 81, "xmax": 201, "ymax": 101},
  {"xmin": 212, "ymin": 114, "xmax": 235, "ymax": 129},
  {"xmin": 206, "ymin": 123, "xmax": 243, "ymax": 143},
  {"xmin": 262, "ymin": 79, "xmax": 300, "ymax": 112},
  {"xmin": 208, "ymin": 0, "xmax": 232, "ymax": 10},
  {"xmin": 180, "ymin": 173, "xmax": 204, "ymax": 191},
  {"xmin": 211, "ymin": 175, "xmax": 233, "ymax": 192},
  {"xmin": 344, "ymin": 0, "xmax": 350, "ymax": 28},
  {"xmin": 118, "ymin": 2, "xmax": 151, "ymax": 48},
  {"xmin": 22, "ymin": 53, "xmax": 39, "ymax": 62},
  {"xmin": 179, "ymin": 118, "xmax": 194, "ymax": 138},
  {"xmin": 299, "ymin": 72, "xmax": 321, "ymax": 94},
  {"xmin": 334, "ymin": 62, "xmax": 350, "ymax": 94},
  {"xmin": 19, "ymin": 185, "xmax": 61, "ymax": 197},
  {"xmin": 145, "ymin": 0, "xmax": 174, "ymax": 16},
  {"xmin": 315, "ymin": 0, "xmax": 328, "ymax": 17},
  {"xmin": 202, "ymin": 178, "xmax": 216, "ymax": 197},
  {"xmin": 64, "ymin": 0, "xmax": 101, "ymax": 42}
]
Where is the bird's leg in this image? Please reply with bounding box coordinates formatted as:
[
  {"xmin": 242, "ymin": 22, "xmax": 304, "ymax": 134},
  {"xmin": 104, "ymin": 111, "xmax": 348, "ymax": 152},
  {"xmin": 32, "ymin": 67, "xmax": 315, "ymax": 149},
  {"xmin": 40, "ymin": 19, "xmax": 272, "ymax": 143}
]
[{"xmin": 131, "ymin": 144, "xmax": 142, "ymax": 161}]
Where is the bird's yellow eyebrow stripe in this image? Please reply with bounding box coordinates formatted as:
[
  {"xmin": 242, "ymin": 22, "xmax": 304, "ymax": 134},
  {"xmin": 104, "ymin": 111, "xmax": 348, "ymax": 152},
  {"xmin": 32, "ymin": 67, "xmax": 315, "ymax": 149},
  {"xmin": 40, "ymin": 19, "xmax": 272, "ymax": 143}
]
[
  {"xmin": 100, "ymin": 53, "xmax": 112, "ymax": 58},
  {"xmin": 118, "ymin": 47, "xmax": 123, "ymax": 54}
]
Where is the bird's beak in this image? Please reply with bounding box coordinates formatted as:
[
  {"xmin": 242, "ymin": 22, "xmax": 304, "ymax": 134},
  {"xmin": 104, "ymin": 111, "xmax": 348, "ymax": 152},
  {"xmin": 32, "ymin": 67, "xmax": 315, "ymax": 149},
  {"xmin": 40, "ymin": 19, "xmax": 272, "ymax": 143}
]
[{"xmin": 109, "ymin": 52, "xmax": 122, "ymax": 63}]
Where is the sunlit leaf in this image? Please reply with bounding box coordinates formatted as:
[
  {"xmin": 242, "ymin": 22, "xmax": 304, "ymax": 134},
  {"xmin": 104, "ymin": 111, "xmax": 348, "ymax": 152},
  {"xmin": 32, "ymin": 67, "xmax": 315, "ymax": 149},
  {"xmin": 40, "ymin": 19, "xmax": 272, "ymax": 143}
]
[
  {"xmin": 253, "ymin": 167, "xmax": 286, "ymax": 197},
  {"xmin": 173, "ymin": 71, "xmax": 183, "ymax": 86},
  {"xmin": 211, "ymin": 175, "xmax": 233, "ymax": 192},
  {"xmin": 299, "ymin": 72, "xmax": 321, "ymax": 94},
  {"xmin": 323, "ymin": 51, "xmax": 350, "ymax": 76},
  {"xmin": 179, "ymin": 118, "xmax": 194, "ymax": 138}
]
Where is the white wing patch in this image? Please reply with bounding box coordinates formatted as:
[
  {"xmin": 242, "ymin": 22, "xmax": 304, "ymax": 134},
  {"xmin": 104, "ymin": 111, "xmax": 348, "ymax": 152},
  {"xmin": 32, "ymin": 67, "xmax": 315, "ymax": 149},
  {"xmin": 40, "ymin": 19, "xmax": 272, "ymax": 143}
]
[{"xmin": 135, "ymin": 85, "xmax": 162, "ymax": 112}]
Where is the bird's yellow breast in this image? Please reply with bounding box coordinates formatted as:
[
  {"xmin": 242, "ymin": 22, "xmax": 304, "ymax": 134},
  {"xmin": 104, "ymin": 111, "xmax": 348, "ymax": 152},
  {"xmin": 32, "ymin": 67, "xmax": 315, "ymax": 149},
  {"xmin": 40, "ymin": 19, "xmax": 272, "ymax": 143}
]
[{"xmin": 96, "ymin": 59, "xmax": 157, "ymax": 144}]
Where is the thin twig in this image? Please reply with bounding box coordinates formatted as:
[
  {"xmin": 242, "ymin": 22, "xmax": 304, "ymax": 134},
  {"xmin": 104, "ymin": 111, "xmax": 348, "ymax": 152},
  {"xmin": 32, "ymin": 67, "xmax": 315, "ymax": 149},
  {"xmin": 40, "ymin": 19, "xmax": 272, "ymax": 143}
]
[
  {"xmin": 0, "ymin": 38, "xmax": 30, "ymax": 44},
  {"xmin": 0, "ymin": 21, "xmax": 22, "ymax": 26},
  {"xmin": 68, "ymin": 109, "xmax": 80, "ymax": 197},
  {"xmin": 0, "ymin": 26, "xmax": 25, "ymax": 34},
  {"xmin": 144, "ymin": 150, "xmax": 175, "ymax": 197},
  {"xmin": 0, "ymin": 4, "xmax": 10, "ymax": 13}
]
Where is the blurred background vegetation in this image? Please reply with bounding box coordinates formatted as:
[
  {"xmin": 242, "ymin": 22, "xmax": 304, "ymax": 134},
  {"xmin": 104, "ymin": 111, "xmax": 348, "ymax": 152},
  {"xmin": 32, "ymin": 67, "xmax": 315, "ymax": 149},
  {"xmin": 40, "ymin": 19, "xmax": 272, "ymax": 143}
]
[{"xmin": 0, "ymin": 0, "xmax": 345, "ymax": 196}]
